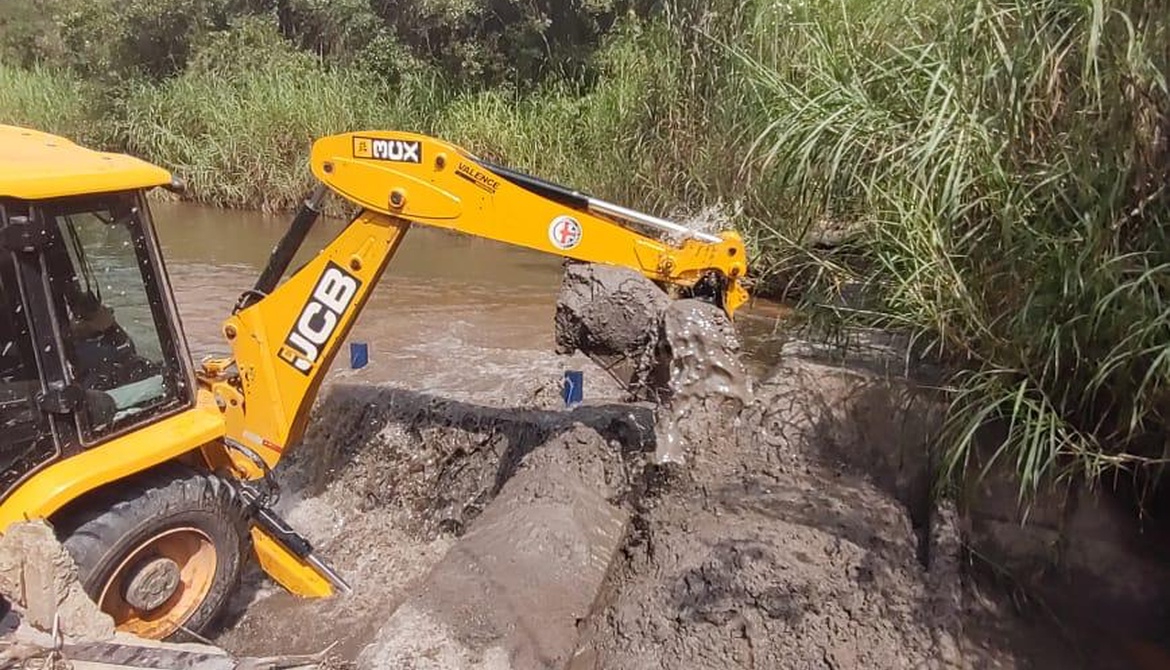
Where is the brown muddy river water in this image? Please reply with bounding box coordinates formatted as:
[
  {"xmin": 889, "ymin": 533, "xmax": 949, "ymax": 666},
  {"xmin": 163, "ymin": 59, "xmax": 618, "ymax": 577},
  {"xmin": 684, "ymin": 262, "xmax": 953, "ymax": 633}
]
[{"xmin": 153, "ymin": 201, "xmax": 788, "ymax": 398}]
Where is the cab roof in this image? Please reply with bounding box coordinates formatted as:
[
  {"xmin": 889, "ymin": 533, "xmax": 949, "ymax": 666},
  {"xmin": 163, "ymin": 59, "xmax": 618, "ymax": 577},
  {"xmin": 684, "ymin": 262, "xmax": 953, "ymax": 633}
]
[{"xmin": 0, "ymin": 125, "xmax": 173, "ymax": 200}]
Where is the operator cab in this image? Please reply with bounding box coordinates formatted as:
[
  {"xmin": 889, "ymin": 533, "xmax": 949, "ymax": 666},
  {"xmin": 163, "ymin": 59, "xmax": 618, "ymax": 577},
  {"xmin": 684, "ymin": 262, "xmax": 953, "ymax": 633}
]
[{"xmin": 0, "ymin": 128, "xmax": 194, "ymax": 497}]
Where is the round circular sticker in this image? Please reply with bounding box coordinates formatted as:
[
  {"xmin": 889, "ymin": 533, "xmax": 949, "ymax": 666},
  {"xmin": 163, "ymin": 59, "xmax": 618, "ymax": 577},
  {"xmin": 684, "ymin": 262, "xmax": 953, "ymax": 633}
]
[{"xmin": 548, "ymin": 215, "xmax": 583, "ymax": 251}]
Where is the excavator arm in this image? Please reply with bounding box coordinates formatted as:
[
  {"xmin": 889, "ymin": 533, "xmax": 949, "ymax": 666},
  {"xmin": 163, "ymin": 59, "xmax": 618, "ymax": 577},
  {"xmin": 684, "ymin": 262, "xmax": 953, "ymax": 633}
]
[
  {"xmin": 308, "ymin": 132, "xmax": 748, "ymax": 307},
  {"xmin": 202, "ymin": 131, "xmax": 748, "ymax": 598}
]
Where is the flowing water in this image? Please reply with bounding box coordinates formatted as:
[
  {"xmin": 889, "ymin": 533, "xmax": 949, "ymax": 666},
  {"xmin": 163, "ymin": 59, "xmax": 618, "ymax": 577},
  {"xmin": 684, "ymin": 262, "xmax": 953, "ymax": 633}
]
[{"xmin": 152, "ymin": 202, "xmax": 787, "ymax": 399}]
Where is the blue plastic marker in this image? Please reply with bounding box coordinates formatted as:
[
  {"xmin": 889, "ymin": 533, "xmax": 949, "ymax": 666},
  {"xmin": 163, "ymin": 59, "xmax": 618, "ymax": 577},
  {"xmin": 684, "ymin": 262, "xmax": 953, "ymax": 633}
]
[
  {"xmin": 563, "ymin": 370, "xmax": 584, "ymax": 406},
  {"xmin": 350, "ymin": 342, "xmax": 369, "ymax": 370}
]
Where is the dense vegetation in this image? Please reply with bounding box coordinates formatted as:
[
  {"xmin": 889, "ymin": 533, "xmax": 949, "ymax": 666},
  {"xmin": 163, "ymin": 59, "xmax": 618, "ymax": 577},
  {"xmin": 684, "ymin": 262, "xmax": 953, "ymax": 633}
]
[{"xmin": 1, "ymin": 0, "xmax": 1168, "ymax": 504}]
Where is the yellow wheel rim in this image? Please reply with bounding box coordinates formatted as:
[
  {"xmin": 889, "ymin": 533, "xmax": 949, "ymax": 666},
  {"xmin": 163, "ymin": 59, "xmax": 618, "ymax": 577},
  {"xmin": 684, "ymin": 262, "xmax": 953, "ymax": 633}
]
[{"xmin": 97, "ymin": 527, "xmax": 218, "ymax": 639}]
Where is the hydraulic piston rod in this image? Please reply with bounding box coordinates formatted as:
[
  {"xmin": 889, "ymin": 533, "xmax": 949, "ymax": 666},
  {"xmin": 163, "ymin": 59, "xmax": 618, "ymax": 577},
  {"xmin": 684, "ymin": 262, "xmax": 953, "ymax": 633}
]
[{"xmin": 478, "ymin": 159, "xmax": 722, "ymax": 244}]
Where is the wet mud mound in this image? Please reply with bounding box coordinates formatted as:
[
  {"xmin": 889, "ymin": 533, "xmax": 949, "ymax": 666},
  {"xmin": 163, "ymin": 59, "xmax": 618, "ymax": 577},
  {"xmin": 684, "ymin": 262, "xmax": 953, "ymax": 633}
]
[
  {"xmin": 359, "ymin": 426, "xmax": 630, "ymax": 669},
  {"xmin": 578, "ymin": 488, "xmax": 956, "ymax": 669},
  {"xmin": 574, "ymin": 356, "xmax": 963, "ymax": 669},
  {"xmin": 281, "ymin": 385, "xmax": 650, "ymax": 537},
  {"xmin": 554, "ymin": 270, "xmax": 977, "ymax": 668},
  {"xmin": 220, "ymin": 264, "xmax": 1079, "ymax": 668}
]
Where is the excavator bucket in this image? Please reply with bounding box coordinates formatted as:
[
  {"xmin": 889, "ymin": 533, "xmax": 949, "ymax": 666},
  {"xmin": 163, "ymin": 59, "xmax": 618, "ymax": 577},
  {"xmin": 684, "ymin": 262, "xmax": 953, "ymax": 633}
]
[{"xmin": 555, "ymin": 262, "xmax": 709, "ymax": 400}]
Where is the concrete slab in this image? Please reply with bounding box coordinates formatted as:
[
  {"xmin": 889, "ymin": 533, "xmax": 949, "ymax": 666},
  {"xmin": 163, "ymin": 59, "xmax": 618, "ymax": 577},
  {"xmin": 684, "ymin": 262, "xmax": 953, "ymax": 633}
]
[{"xmin": 0, "ymin": 520, "xmax": 115, "ymax": 641}]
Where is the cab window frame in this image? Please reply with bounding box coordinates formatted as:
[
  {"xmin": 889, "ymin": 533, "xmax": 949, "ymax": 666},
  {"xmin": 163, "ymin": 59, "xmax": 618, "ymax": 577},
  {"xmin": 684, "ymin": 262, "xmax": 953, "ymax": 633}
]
[
  {"xmin": 35, "ymin": 191, "xmax": 196, "ymax": 445},
  {"xmin": 0, "ymin": 257, "xmax": 55, "ymax": 487},
  {"xmin": 0, "ymin": 199, "xmax": 68, "ymax": 495}
]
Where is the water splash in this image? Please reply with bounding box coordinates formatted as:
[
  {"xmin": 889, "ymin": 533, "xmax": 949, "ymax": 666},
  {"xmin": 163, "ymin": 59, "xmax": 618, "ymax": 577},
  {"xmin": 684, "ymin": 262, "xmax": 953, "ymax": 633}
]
[{"xmin": 653, "ymin": 299, "xmax": 753, "ymax": 465}]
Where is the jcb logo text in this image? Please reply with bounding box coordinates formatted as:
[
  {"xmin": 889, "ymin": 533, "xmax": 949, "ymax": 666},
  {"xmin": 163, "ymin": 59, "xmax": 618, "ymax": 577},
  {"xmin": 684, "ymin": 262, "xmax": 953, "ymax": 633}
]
[{"xmin": 279, "ymin": 263, "xmax": 361, "ymax": 374}]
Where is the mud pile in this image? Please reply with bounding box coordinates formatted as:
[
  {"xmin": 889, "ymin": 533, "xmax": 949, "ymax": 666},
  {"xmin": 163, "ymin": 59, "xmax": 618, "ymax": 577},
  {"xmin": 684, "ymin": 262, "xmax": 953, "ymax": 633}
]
[
  {"xmin": 278, "ymin": 384, "xmax": 646, "ymax": 538},
  {"xmin": 358, "ymin": 426, "xmax": 630, "ymax": 669},
  {"xmin": 554, "ymin": 270, "xmax": 965, "ymax": 666},
  {"xmin": 576, "ymin": 355, "xmax": 964, "ymax": 668},
  {"xmin": 215, "ymin": 382, "xmax": 653, "ymax": 665}
]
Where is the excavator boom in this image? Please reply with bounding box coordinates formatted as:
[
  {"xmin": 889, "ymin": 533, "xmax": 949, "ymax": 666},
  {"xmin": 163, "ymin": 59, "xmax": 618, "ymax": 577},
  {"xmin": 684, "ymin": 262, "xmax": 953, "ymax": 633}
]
[
  {"xmin": 220, "ymin": 130, "xmax": 749, "ymax": 458},
  {"xmin": 309, "ymin": 131, "xmax": 748, "ymax": 309},
  {"xmin": 202, "ymin": 130, "xmax": 748, "ymax": 599}
]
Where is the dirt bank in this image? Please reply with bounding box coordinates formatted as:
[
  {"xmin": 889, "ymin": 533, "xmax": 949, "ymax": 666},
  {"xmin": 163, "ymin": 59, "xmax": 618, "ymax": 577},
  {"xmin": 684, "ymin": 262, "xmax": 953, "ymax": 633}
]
[
  {"xmin": 219, "ymin": 348, "xmax": 1062, "ymax": 668},
  {"xmin": 205, "ymin": 258, "xmax": 1106, "ymax": 668},
  {"xmin": 325, "ymin": 358, "xmax": 1073, "ymax": 667},
  {"xmin": 213, "ymin": 261, "xmax": 1096, "ymax": 669},
  {"xmin": 552, "ymin": 269, "xmax": 967, "ymax": 666}
]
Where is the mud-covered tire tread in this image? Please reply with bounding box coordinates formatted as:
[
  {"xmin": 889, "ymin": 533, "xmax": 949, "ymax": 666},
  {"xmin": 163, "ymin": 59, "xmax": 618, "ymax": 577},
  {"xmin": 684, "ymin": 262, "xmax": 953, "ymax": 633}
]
[{"xmin": 54, "ymin": 464, "xmax": 250, "ymax": 640}]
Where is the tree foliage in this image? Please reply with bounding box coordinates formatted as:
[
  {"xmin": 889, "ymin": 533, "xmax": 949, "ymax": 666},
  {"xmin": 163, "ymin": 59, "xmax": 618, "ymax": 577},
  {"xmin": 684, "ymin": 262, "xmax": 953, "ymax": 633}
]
[{"xmin": 0, "ymin": 0, "xmax": 634, "ymax": 87}]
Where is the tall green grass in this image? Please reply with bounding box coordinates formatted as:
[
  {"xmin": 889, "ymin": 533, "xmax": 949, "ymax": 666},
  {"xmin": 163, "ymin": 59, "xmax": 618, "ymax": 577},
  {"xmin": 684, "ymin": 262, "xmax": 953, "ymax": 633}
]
[
  {"xmin": 118, "ymin": 21, "xmax": 448, "ymax": 212},
  {"xmin": 123, "ymin": 68, "xmax": 403, "ymax": 212},
  {"xmin": 434, "ymin": 19, "xmax": 737, "ymax": 211},
  {"xmin": 114, "ymin": 15, "xmax": 766, "ymax": 229},
  {"xmin": 0, "ymin": 63, "xmax": 104, "ymax": 145},
  {"xmin": 735, "ymin": 0, "xmax": 1170, "ymax": 498}
]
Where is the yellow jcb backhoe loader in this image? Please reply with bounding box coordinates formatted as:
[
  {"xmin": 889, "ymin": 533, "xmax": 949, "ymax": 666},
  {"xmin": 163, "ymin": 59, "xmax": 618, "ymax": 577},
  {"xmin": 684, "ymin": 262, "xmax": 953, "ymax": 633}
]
[{"xmin": 0, "ymin": 125, "xmax": 747, "ymax": 640}]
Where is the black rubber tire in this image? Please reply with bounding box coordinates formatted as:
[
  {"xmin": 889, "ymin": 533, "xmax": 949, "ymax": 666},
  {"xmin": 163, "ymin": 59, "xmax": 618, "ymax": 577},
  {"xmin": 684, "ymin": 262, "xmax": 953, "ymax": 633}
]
[{"xmin": 54, "ymin": 465, "xmax": 249, "ymax": 640}]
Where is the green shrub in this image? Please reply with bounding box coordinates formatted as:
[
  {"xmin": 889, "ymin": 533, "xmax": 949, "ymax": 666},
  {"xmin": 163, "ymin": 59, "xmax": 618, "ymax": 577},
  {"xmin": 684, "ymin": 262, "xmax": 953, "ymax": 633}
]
[
  {"xmin": 1, "ymin": 0, "xmax": 637, "ymax": 88},
  {"xmin": 0, "ymin": 1, "xmax": 67, "ymax": 67},
  {"xmin": 51, "ymin": 0, "xmax": 234, "ymax": 80},
  {"xmin": 368, "ymin": 0, "xmax": 631, "ymax": 88}
]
